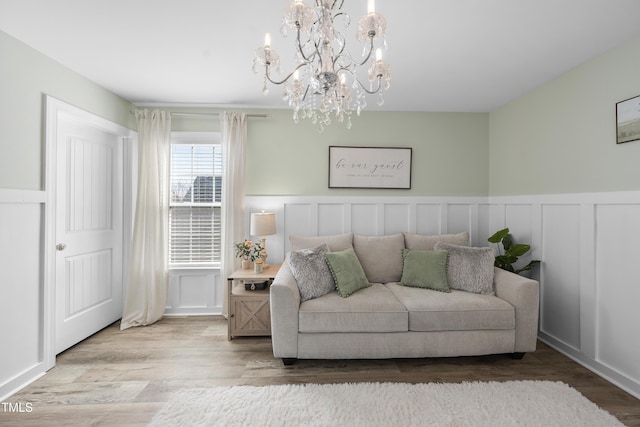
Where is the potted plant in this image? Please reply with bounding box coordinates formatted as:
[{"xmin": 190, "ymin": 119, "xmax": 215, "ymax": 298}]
[
  {"xmin": 234, "ymin": 240, "xmax": 265, "ymax": 270},
  {"xmin": 488, "ymin": 228, "xmax": 540, "ymax": 275}
]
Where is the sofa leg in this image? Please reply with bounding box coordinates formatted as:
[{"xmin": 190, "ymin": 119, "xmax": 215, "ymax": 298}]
[
  {"xmin": 282, "ymin": 358, "xmax": 296, "ymax": 366},
  {"xmin": 509, "ymin": 352, "xmax": 526, "ymax": 360}
]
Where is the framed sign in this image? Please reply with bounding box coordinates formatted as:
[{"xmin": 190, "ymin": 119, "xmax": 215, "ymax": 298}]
[
  {"xmin": 616, "ymin": 94, "xmax": 640, "ymax": 144},
  {"xmin": 328, "ymin": 146, "xmax": 412, "ymax": 189}
]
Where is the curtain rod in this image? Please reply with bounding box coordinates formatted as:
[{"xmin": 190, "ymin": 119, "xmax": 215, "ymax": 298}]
[
  {"xmin": 170, "ymin": 112, "xmax": 267, "ymax": 118},
  {"xmin": 130, "ymin": 109, "xmax": 266, "ymax": 118},
  {"xmin": 129, "ymin": 109, "xmax": 268, "ymax": 118}
]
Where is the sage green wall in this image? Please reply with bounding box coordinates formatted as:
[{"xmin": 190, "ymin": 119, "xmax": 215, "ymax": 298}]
[
  {"xmin": 171, "ymin": 108, "xmax": 490, "ymax": 196},
  {"xmin": 0, "ymin": 30, "xmax": 135, "ymax": 191},
  {"xmin": 248, "ymin": 110, "xmax": 490, "ymax": 196},
  {"xmin": 489, "ymin": 34, "xmax": 640, "ymax": 196}
]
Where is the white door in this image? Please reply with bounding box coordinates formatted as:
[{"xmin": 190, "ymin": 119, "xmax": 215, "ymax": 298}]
[{"xmin": 54, "ymin": 111, "xmax": 124, "ymax": 354}]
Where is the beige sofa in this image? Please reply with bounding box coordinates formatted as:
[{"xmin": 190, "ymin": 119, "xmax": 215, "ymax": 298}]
[{"xmin": 270, "ymin": 232, "xmax": 539, "ymax": 365}]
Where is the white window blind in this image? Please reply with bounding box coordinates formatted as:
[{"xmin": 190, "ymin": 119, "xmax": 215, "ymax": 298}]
[{"xmin": 169, "ymin": 134, "xmax": 222, "ymax": 265}]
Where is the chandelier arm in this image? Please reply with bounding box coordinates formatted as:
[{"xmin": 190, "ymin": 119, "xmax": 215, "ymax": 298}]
[
  {"xmin": 322, "ymin": 0, "xmax": 342, "ymax": 10},
  {"xmin": 301, "ymin": 85, "xmax": 311, "ymax": 102},
  {"xmin": 313, "ymin": 38, "xmax": 327, "ymax": 74},
  {"xmin": 332, "ymin": 34, "xmax": 348, "ymax": 68},
  {"xmin": 334, "ymin": 11, "xmax": 349, "ymax": 22},
  {"xmin": 265, "ymin": 63, "xmax": 309, "ymax": 86},
  {"xmin": 335, "ymin": 38, "xmax": 375, "ymax": 68},
  {"xmin": 296, "ymin": 29, "xmax": 316, "ymax": 63},
  {"xmin": 356, "ymin": 38, "xmax": 375, "ymax": 67},
  {"xmin": 354, "ymin": 76, "xmax": 383, "ymax": 95}
]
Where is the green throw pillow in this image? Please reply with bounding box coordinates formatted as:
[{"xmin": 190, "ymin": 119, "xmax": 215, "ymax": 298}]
[
  {"xmin": 324, "ymin": 248, "xmax": 370, "ymax": 297},
  {"xmin": 400, "ymin": 249, "xmax": 450, "ymax": 292}
]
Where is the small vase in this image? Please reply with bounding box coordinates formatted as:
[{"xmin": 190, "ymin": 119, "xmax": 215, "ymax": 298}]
[
  {"xmin": 241, "ymin": 259, "xmax": 251, "ymax": 270},
  {"xmin": 254, "ymin": 261, "xmax": 264, "ymax": 273}
]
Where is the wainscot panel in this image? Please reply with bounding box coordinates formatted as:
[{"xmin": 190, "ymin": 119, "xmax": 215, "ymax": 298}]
[
  {"xmin": 491, "ymin": 191, "xmax": 640, "ymax": 400},
  {"xmin": 595, "ymin": 204, "xmax": 640, "ymax": 387},
  {"xmin": 166, "ymin": 269, "xmax": 222, "ymax": 316},
  {"xmin": 0, "ymin": 190, "xmax": 47, "ymax": 401}
]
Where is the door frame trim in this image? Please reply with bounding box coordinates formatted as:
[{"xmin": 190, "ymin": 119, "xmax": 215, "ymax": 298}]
[{"xmin": 44, "ymin": 96, "xmax": 135, "ymax": 369}]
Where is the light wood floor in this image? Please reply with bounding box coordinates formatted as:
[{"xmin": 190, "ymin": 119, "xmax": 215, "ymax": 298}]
[{"xmin": 1, "ymin": 316, "xmax": 639, "ymax": 426}]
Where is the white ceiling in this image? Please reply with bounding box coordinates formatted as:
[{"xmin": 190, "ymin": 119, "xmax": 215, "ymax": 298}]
[{"xmin": 1, "ymin": 0, "xmax": 640, "ymax": 112}]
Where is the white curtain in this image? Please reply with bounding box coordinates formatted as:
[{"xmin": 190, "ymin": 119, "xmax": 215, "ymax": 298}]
[
  {"xmin": 221, "ymin": 112, "xmax": 247, "ymax": 317},
  {"xmin": 121, "ymin": 109, "xmax": 171, "ymax": 330}
]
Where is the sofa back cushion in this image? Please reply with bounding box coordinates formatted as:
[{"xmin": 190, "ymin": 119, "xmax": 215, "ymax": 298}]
[
  {"xmin": 403, "ymin": 231, "xmax": 469, "ymax": 250},
  {"xmin": 289, "ymin": 232, "xmax": 353, "ymax": 252},
  {"xmin": 353, "ymin": 233, "xmax": 405, "ymax": 283}
]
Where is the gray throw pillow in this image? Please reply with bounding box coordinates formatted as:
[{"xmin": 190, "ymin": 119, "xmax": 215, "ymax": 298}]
[
  {"xmin": 434, "ymin": 242, "xmax": 495, "ymax": 295},
  {"xmin": 287, "ymin": 243, "xmax": 335, "ymax": 302}
]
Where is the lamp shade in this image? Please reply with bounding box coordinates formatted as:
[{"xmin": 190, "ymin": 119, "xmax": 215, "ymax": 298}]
[{"xmin": 250, "ymin": 212, "xmax": 276, "ymax": 236}]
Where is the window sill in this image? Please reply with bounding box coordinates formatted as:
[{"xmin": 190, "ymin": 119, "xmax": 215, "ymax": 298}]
[{"xmin": 169, "ymin": 265, "xmax": 221, "ymax": 275}]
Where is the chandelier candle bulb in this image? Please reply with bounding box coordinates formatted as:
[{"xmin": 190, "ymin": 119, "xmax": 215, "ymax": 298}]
[
  {"xmin": 376, "ymin": 48, "xmax": 382, "ymax": 61},
  {"xmin": 264, "ymin": 33, "xmax": 271, "ymax": 49},
  {"xmin": 368, "ymin": 0, "xmax": 375, "ymax": 14}
]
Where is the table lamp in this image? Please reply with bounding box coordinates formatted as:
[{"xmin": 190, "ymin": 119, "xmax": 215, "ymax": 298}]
[{"xmin": 250, "ymin": 211, "xmax": 276, "ymax": 266}]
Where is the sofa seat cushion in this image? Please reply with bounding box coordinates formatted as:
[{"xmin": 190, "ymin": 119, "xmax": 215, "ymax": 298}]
[
  {"xmin": 299, "ymin": 283, "xmax": 408, "ymax": 333},
  {"xmin": 386, "ymin": 283, "xmax": 515, "ymax": 332}
]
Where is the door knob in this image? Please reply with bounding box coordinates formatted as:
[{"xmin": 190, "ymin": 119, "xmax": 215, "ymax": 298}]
[{"xmin": 56, "ymin": 243, "xmax": 66, "ymax": 251}]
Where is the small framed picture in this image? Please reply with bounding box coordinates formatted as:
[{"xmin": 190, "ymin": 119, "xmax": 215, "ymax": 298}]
[{"xmin": 616, "ymin": 94, "xmax": 640, "ymax": 144}]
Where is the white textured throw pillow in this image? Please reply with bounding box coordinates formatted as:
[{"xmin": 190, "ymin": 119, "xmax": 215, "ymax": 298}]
[
  {"xmin": 287, "ymin": 243, "xmax": 335, "ymax": 302},
  {"xmin": 434, "ymin": 242, "xmax": 495, "ymax": 295}
]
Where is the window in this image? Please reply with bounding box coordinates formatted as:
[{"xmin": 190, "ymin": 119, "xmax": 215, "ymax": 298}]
[{"xmin": 169, "ymin": 133, "xmax": 222, "ymax": 266}]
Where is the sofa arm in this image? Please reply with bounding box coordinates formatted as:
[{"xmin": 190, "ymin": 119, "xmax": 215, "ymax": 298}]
[
  {"xmin": 270, "ymin": 260, "xmax": 300, "ymax": 359},
  {"xmin": 494, "ymin": 267, "xmax": 540, "ymax": 353}
]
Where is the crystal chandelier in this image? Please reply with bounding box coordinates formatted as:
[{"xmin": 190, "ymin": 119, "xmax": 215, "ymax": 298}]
[{"xmin": 252, "ymin": 0, "xmax": 391, "ymax": 130}]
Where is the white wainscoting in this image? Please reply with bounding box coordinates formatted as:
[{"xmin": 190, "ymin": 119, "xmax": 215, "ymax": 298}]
[
  {"xmin": 0, "ymin": 189, "xmax": 48, "ymax": 401},
  {"xmin": 2, "ymin": 190, "xmax": 638, "ymax": 400},
  {"xmin": 166, "ymin": 269, "xmax": 223, "ymax": 316},
  {"xmin": 246, "ymin": 196, "xmax": 491, "ymax": 264},
  {"xmin": 490, "ymin": 191, "xmax": 640, "ymax": 399},
  {"xmin": 247, "ymin": 192, "xmax": 640, "ymax": 399}
]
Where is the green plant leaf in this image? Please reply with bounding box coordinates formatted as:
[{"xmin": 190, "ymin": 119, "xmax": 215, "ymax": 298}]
[
  {"xmin": 514, "ymin": 260, "xmax": 541, "ymax": 274},
  {"xmin": 494, "ymin": 255, "xmax": 518, "ymax": 271},
  {"xmin": 505, "ymin": 243, "xmax": 531, "ymax": 257},
  {"xmin": 502, "ymin": 234, "xmax": 513, "ymax": 251},
  {"xmin": 495, "ymin": 261, "xmax": 515, "ymax": 272},
  {"xmin": 488, "ymin": 228, "xmax": 509, "ymax": 244}
]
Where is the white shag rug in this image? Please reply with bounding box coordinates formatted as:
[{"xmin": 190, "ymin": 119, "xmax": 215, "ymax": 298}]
[{"xmin": 149, "ymin": 381, "xmax": 623, "ymax": 427}]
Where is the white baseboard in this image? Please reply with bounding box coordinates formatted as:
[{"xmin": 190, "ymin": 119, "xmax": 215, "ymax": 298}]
[{"xmin": 539, "ymin": 332, "xmax": 640, "ymax": 400}]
